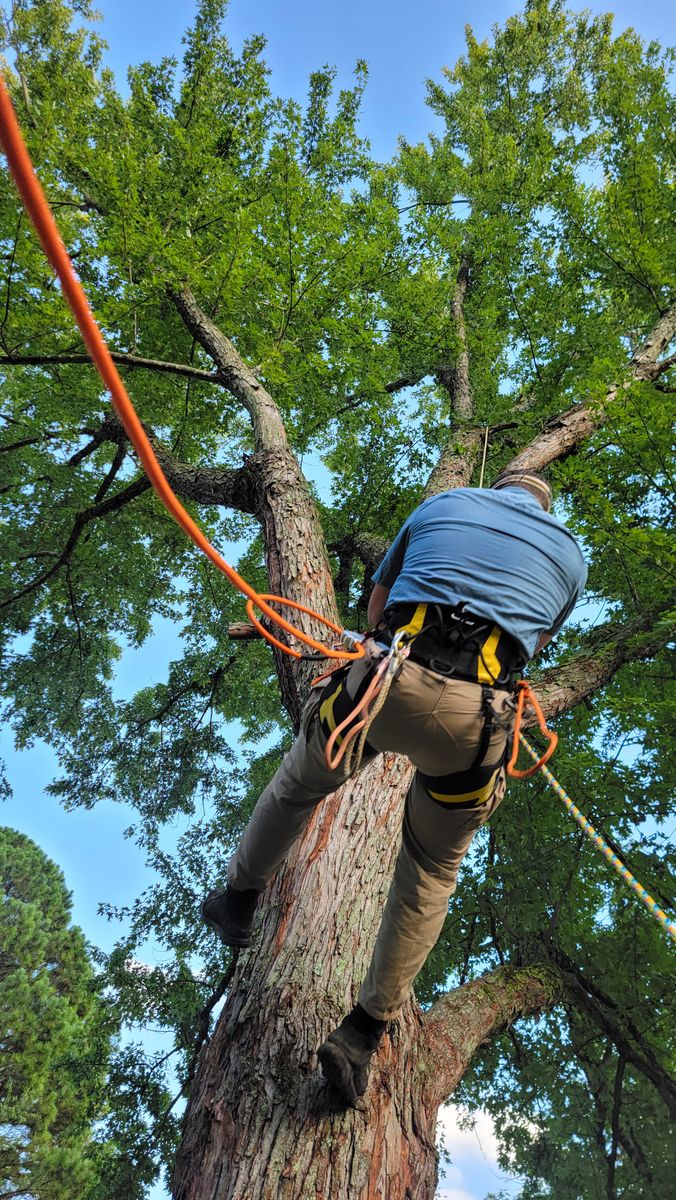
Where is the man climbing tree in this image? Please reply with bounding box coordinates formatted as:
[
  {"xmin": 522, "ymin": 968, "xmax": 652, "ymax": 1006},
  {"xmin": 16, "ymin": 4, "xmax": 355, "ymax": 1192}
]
[
  {"xmin": 0, "ymin": 1, "xmax": 674, "ymax": 1198},
  {"xmin": 204, "ymin": 469, "xmax": 588, "ymax": 1108}
]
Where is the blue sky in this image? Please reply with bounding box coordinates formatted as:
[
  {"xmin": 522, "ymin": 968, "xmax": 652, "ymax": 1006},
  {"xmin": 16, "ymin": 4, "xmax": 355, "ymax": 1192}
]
[{"xmin": 2, "ymin": 1, "xmax": 672, "ymax": 1197}]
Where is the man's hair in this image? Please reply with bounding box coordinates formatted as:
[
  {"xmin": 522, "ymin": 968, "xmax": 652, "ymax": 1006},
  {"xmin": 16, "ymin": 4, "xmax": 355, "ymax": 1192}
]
[{"xmin": 491, "ymin": 470, "xmax": 553, "ymax": 511}]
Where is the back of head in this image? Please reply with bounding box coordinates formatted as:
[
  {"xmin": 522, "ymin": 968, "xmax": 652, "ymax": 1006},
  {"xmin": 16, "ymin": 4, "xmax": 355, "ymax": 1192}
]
[{"xmin": 491, "ymin": 470, "xmax": 553, "ymax": 512}]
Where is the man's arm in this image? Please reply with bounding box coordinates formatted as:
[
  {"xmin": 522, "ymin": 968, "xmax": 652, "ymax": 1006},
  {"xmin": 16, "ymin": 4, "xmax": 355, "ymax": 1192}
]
[
  {"xmin": 368, "ymin": 583, "xmax": 390, "ymax": 627},
  {"xmin": 368, "ymin": 512, "xmax": 416, "ymax": 627}
]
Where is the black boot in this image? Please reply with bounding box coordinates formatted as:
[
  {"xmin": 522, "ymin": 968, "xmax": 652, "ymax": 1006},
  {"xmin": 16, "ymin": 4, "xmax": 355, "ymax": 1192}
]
[
  {"xmin": 318, "ymin": 1004, "xmax": 386, "ymax": 1107},
  {"xmin": 201, "ymin": 884, "xmax": 259, "ymax": 948}
]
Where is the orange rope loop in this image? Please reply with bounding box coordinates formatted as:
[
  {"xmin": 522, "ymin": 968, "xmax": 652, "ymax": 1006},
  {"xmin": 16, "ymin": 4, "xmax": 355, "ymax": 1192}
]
[
  {"xmin": 507, "ymin": 680, "xmax": 558, "ymax": 779},
  {"xmin": 0, "ymin": 76, "xmax": 364, "ymax": 664}
]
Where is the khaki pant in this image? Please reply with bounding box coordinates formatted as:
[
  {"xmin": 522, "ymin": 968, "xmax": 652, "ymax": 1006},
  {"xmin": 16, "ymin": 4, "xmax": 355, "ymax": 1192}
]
[{"xmin": 227, "ymin": 657, "xmax": 514, "ymax": 1020}]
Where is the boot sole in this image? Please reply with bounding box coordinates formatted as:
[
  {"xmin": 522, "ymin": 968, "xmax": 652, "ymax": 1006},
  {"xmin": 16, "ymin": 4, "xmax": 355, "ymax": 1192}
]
[{"xmin": 200, "ymin": 903, "xmax": 253, "ymax": 949}]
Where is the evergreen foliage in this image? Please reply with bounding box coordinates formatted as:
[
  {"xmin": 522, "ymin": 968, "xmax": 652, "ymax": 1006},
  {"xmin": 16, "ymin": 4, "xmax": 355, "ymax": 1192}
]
[{"xmin": 0, "ymin": 828, "xmax": 110, "ymax": 1199}]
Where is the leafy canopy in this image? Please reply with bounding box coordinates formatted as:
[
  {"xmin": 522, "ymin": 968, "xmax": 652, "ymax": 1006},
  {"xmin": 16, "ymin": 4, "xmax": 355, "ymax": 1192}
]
[{"xmin": 0, "ymin": 1, "xmax": 674, "ymax": 1196}]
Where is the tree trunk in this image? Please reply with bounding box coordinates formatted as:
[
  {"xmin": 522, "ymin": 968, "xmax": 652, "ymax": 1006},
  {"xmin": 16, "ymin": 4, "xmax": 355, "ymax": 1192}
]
[
  {"xmin": 169, "ymin": 284, "xmax": 676, "ymax": 1200},
  {"xmin": 173, "ymin": 754, "xmax": 444, "ymax": 1200},
  {"xmin": 173, "ymin": 748, "xmax": 562, "ymax": 1200}
]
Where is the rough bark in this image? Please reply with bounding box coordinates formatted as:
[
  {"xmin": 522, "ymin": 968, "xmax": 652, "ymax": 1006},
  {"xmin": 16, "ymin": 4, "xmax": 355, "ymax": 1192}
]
[
  {"xmin": 425, "ymin": 257, "xmax": 483, "ymax": 496},
  {"xmin": 420, "ymin": 964, "xmax": 563, "ymax": 1110},
  {"xmin": 173, "ymin": 754, "xmax": 443, "ymax": 1200},
  {"xmin": 169, "ymin": 285, "xmax": 339, "ymax": 723},
  {"xmin": 245, "ymin": 447, "xmax": 340, "ymax": 723},
  {"xmin": 169, "ymin": 285, "xmax": 289, "ymax": 452},
  {"xmin": 532, "ymin": 611, "xmax": 673, "ymax": 720},
  {"xmin": 436, "ymin": 258, "xmax": 472, "ymax": 420},
  {"xmin": 87, "ymin": 414, "xmax": 259, "ymax": 514},
  {"xmin": 424, "ymin": 426, "xmax": 483, "ymax": 497},
  {"xmin": 173, "ymin": 753, "xmax": 565, "ymax": 1200}
]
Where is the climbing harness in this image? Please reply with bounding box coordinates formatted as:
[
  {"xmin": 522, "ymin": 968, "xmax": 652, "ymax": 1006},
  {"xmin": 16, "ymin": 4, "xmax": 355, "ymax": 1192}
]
[
  {"xmin": 0, "ymin": 77, "xmax": 364, "ymax": 665},
  {"xmin": 518, "ymin": 734, "xmax": 676, "ymax": 945},
  {"xmin": 323, "ymin": 631, "xmax": 410, "ymax": 773}
]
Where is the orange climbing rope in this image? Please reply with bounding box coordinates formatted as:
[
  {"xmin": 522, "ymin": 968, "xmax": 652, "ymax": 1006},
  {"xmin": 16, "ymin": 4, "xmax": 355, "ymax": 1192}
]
[
  {"xmin": 0, "ymin": 76, "xmax": 363, "ymax": 663},
  {"xmin": 507, "ymin": 679, "xmax": 558, "ymax": 779}
]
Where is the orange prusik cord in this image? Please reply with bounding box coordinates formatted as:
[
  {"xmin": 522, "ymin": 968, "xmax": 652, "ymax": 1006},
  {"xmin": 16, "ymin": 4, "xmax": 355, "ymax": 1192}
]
[
  {"xmin": 507, "ymin": 679, "xmax": 558, "ymax": 778},
  {"xmin": 0, "ymin": 76, "xmax": 363, "ymax": 662}
]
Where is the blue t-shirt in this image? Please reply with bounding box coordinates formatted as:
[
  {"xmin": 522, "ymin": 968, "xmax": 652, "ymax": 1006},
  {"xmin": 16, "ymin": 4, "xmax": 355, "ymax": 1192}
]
[{"xmin": 373, "ymin": 488, "xmax": 587, "ymax": 659}]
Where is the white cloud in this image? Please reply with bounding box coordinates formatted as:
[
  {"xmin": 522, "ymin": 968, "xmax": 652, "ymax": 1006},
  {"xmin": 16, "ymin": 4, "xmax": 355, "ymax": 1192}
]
[
  {"xmin": 438, "ymin": 1103, "xmax": 502, "ymax": 1163},
  {"xmin": 436, "ymin": 1104, "xmax": 527, "ymax": 1200}
]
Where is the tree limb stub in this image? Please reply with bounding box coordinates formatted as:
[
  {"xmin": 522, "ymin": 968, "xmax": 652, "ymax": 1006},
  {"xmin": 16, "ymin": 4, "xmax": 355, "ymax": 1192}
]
[{"xmin": 420, "ymin": 963, "xmax": 563, "ymax": 1109}]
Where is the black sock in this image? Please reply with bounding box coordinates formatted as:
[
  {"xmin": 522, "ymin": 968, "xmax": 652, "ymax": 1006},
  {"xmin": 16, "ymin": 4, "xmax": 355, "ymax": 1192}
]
[{"xmin": 347, "ymin": 1002, "xmax": 387, "ymax": 1038}]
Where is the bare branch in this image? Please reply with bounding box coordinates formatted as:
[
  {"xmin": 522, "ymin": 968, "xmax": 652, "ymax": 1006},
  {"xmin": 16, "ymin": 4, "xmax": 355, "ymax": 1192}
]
[
  {"xmin": 0, "ymin": 475, "xmax": 151, "ymax": 612},
  {"xmin": 0, "ymin": 351, "xmax": 223, "ymax": 386}
]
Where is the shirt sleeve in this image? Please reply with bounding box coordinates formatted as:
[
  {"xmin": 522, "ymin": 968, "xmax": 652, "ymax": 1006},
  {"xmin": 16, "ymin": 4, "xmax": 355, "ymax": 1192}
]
[
  {"xmin": 372, "ymin": 517, "xmax": 413, "ymax": 589},
  {"xmin": 548, "ymin": 556, "xmax": 588, "ymax": 635}
]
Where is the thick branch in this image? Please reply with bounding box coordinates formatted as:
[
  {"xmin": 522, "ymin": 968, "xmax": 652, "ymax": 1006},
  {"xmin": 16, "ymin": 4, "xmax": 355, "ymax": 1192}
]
[
  {"xmin": 424, "ymin": 426, "xmax": 483, "ymax": 497},
  {"xmin": 504, "ymin": 300, "xmax": 676, "ymax": 474},
  {"xmin": 0, "ymin": 351, "xmax": 223, "ymax": 385},
  {"xmin": 83, "ymin": 414, "xmax": 258, "ymax": 514},
  {"xmin": 152, "ymin": 443, "xmax": 257, "ymax": 513},
  {"xmin": 436, "ymin": 258, "xmax": 472, "ymax": 419},
  {"xmin": 531, "ymin": 609, "xmax": 673, "ymax": 722},
  {"xmin": 420, "ymin": 963, "xmax": 563, "ymax": 1108},
  {"xmin": 169, "ymin": 285, "xmax": 288, "ymax": 452}
]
